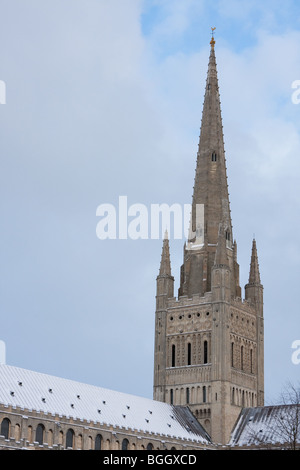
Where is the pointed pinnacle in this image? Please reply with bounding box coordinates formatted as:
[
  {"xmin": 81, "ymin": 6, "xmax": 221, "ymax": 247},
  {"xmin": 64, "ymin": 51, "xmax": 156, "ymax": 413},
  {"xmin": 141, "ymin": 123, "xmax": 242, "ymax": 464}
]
[
  {"xmin": 249, "ymin": 239, "xmax": 261, "ymax": 284},
  {"xmin": 159, "ymin": 235, "xmax": 172, "ymax": 277}
]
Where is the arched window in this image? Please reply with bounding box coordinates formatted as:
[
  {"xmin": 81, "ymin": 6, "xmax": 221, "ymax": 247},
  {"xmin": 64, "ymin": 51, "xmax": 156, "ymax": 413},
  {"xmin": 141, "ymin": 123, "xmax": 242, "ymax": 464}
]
[
  {"xmin": 203, "ymin": 386, "xmax": 207, "ymax": 403},
  {"xmin": 212, "ymin": 152, "xmax": 217, "ymax": 162},
  {"xmin": 48, "ymin": 429, "xmax": 53, "ymax": 447},
  {"xmin": 122, "ymin": 438, "xmax": 129, "ymax": 450},
  {"xmin": 1, "ymin": 418, "xmax": 10, "ymax": 439},
  {"xmin": 59, "ymin": 430, "xmax": 63, "ymax": 445},
  {"xmin": 35, "ymin": 423, "xmax": 45, "ymax": 445},
  {"xmin": 187, "ymin": 342, "xmax": 192, "ymax": 366},
  {"xmin": 171, "ymin": 344, "xmax": 176, "ymax": 367},
  {"xmin": 66, "ymin": 428, "xmax": 75, "ymax": 449},
  {"xmin": 250, "ymin": 349, "xmax": 253, "ymax": 373},
  {"xmin": 27, "ymin": 425, "xmax": 33, "ymax": 443},
  {"xmin": 15, "ymin": 423, "xmax": 21, "ymax": 441},
  {"xmin": 147, "ymin": 443, "xmax": 153, "ymax": 450},
  {"xmin": 231, "ymin": 342, "xmax": 234, "ymax": 367},
  {"xmin": 204, "ymin": 340, "xmax": 208, "ymax": 364},
  {"xmin": 77, "ymin": 434, "xmax": 83, "ymax": 450},
  {"xmin": 95, "ymin": 434, "xmax": 102, "ymax": 450}
]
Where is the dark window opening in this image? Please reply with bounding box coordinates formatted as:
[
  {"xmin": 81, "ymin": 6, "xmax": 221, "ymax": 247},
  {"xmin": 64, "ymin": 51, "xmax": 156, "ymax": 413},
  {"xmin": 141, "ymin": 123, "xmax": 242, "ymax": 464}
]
[
  {"xmin": 122, "ymin": 438, "xmax": 129, "ymax": 450},
  {"xmin": 1, "ymin": 418, "xmax": 10, "ymax": 439},
  {"xmin": 95, "ymin": 434, "xmax": 102, "ymax": 450},
  {"xmin": 66, "ymin": 428, "xmax": 74, "ymax": 449},
  {"xmin": 170, "ymin": 388, "xmax": 174, "ymax": 405},
  {"xmin": 187, "ymin": 342, "xmax": 192, "ymax": 366},
  {"xmin": 172, "ymin": 344, "xmax": 176, "ymax": 367},
  {"xmin": 36, "ymin": 423, "xmax": 45, "ymax": 445},
  {"xmin": 241, "ymin": 346, "xmax": 244, "ymax": 371},
  {"xmin": 204, "ymin": 341, "xmax": 208, "ymax": 364},
  {"xmin": 186, "ymin": 388, "xmax": 190, "ymax": 404},
  {"xmin": 203, "ymin": 386, "xmax": 207, "ymax": 403},
  {"xmin": 212, "ymin": 152, "xmax": 217, "ymax": 162}
]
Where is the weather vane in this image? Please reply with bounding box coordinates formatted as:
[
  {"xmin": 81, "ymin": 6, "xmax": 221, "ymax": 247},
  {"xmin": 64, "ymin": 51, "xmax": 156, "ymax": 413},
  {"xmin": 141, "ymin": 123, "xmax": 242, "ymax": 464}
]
[{"xmin": 210, "ymin": 27, "xmax": 216, "ymax": 48}]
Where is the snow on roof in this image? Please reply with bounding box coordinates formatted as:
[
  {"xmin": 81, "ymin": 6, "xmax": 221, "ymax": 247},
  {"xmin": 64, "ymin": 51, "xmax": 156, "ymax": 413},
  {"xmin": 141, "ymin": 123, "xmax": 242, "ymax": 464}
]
[
  {"xmin": 0, "ymin": 364, "xmax": 210, "ymax": 444},
  {"xmin": 230, "ymin": 405, "xmax": 300, "ymax": 447}
]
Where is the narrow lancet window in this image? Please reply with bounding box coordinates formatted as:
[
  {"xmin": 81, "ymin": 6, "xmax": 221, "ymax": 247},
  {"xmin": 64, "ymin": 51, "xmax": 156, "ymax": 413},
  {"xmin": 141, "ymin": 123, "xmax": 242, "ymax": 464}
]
[
  {"xmin": 187, "ymin": 342, "xmax": 192, "ymax": 366},
  {"xmin": 172, "ymin": 344, "xmax": 176, "ymax": 367},
  {"xmin": 204, "ymin": 341, "xmax": 208, "ymax": 364},
  {"xmin": 212, "ymin": 152, "xmax": 217, "ymax": 162}
]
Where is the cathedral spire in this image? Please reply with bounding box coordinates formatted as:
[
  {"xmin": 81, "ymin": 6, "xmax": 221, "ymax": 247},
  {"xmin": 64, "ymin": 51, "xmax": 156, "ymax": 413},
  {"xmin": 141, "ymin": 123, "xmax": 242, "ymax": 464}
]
[
  {"xmin": 189, "ymin": 31, "xmax": 232, "ymax": 247},
  {"xmin": 180, "ymin": 33, "xmax": 236, "ymax": 297}
]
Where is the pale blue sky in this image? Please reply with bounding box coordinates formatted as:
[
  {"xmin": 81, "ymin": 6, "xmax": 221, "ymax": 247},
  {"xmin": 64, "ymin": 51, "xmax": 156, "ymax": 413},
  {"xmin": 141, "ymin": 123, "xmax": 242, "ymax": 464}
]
[{"xmin": 0, "ymin": 0, "xmax": 299, "ymax": 404}]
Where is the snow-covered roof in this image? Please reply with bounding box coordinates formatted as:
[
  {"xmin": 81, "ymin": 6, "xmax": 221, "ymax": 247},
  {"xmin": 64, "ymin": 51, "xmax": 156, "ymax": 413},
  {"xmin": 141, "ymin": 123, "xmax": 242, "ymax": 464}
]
[
  {"xmin": 0, "ymin": 364, "xmax": 210, "ymax": 444},
  {"xmin": 230, "ymin": 405, "xmax": 300, "ymax": 448}
]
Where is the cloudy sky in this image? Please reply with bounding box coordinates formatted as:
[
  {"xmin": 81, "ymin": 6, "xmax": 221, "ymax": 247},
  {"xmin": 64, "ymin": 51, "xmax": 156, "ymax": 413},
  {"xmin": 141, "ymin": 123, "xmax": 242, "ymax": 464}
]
[{"xmin": 0, "ymin": 0, "xmax": 299, "ymax": 405}]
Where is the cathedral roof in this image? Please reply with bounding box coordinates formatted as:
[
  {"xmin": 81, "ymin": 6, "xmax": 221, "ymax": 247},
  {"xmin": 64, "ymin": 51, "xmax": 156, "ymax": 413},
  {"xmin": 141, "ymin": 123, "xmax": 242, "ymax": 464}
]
[
  {"xmin": 230, "ymin": 405, "xmax": 300, "ymax": 448},
  {"xmin": 0, "ymin": 364, "xmax": 211, "ymax": 445}
]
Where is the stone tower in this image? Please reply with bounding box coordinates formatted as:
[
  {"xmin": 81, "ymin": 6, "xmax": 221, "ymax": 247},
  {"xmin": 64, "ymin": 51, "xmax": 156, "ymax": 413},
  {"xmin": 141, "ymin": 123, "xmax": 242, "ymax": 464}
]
[{"xmin": 153, "ymin": 35, "xmax": 264, "ymax": 445}]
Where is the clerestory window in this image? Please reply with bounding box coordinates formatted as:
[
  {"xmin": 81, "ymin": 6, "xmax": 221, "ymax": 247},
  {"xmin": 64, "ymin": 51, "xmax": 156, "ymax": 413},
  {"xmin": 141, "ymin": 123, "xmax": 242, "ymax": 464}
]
[
  {"xmin": 1, "ymin": 418, "xmax": 10, "ymax": 439},
  {"xmin": 35, "ymin": 423, "xmax": 45, "ymax": 445}
]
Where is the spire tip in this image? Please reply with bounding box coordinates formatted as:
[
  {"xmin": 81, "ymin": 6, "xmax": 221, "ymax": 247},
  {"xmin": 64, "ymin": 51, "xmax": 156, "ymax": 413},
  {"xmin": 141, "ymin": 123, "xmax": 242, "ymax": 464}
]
[{"xmin": 210, "ymin": 27, "xmax": 216, "ymax": 48}]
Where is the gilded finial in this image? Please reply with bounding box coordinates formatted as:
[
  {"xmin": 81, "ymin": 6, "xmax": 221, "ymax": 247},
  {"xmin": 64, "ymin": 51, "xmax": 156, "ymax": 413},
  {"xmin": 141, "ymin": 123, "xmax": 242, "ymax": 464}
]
[{"xmin": 210, "ymin": 27, "xmax": 216, "ymax": 48}]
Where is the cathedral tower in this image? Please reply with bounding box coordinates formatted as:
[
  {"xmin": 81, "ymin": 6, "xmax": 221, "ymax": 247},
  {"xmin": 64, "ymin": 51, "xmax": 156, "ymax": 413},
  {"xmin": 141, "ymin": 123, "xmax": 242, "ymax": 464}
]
[{"xmin": 153, "ymin": 34, "xmax": 264, "ymax": 445}]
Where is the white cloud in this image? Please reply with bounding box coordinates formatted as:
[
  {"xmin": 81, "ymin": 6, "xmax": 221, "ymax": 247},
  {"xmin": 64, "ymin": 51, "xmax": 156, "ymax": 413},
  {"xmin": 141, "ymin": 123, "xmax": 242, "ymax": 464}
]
[
  {"xmin": 144, "ymin": 0, "xmax": 205, "ymax": 39},
  {"xmin": 217, "ymin": 0, "xmax": 298, "ymax": 31}
]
